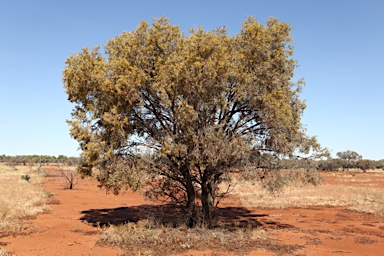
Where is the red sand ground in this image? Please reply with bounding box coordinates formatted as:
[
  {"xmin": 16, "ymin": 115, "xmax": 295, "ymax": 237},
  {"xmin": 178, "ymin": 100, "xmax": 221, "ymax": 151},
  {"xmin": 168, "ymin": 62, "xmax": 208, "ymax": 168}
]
[{"xmin": 1, "ymin": 170, "xmax": 384, "ymax": 255}]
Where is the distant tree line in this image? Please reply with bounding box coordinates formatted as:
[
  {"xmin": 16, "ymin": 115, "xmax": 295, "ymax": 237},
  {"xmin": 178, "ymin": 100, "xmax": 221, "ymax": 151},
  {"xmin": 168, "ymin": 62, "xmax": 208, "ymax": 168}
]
[
  {"xmin": 1, "ymin": 151, "xmax": 381, "ymax": 172},
  {"xmin": 249, "ymin": 150, "xmax": 383, "ymax": 173},
  {"xmin": 0, "ymin": 154, "xmax": 80, "ymax": 166},
  {"xmin": 317, "ymin": 158, "xmax": 384, "ymax": 172},
  {"xmin": 317, "ymin": 150, "xmax": 384, "ymax": 172},
  {"xmin": 276, "ymin": 150, "xmax": 383, "ymax": 172}
]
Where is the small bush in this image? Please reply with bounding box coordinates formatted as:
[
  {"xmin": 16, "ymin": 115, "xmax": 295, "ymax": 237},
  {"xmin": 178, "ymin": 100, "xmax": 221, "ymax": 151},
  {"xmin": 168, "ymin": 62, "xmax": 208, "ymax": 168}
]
[
  {"xmin": 20, "ymin": 174, "xmax": 30, "ymax": 182},
  {"xmin": 356, "ymin": 159, "xmax": 375, "ymax": 172},
  {"xmin": 256, "ymin": 169, "xmax": 322, "ymax": 194},
  {"xmin": 260, "ymin": 170, "xmax": 289, "ymax": 194}
]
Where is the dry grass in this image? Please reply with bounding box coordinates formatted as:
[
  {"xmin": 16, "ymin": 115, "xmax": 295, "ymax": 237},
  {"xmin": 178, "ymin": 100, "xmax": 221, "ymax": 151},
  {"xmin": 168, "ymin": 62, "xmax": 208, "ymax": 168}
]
[
  {"xmin": 332, "ymin": 171, "xmax": 384, "ymax": 185},
  {"xmin": 0, "ymin": 249, "xmax": 10, "ymax": 256},
  {"xmin": 99, "ymin": 219, "xmax": 265, "ymax": 255},
  {"xmin": 98, "ymin": 218, "xmax": 303, "ymax": 255},
  {"xmin": 0, "ymin": 163, "xmax": 52, "ymax": 237},
  {"xmin": 232, "ymin": 173, "xmax": 384, "ymax": 216}
]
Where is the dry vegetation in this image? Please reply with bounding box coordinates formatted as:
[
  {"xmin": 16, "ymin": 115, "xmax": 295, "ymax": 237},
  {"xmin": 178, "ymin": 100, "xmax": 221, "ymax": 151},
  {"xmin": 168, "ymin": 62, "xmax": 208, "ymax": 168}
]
[
  {"xmin": 2, "ymin": 164, "xmax": 384, "ymax": 255},
  {"xmin": 232, "ymin": 170, "xmax": 384, "ymax": 216},
  {"xmin": 98, "ymin": 169, "xmax": 384, "ymax": 255},
  {"xmin": 98, "ymin": 218, "xmax": 303, "ymax": 255},
  {"xmin": 0, "ymin": 163, "xmax": 52, "ymax": 238},
  {"xmin": 0, "ymin": 249, "xmax": 9, "ymax": 256}
]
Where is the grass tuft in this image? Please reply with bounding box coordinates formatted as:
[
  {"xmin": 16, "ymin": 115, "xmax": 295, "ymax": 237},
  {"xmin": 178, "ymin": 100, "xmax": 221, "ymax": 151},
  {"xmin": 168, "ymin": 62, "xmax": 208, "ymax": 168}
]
[
  {"xmin": 0, "ymin": 249, "xmax": 10, "ymax": 256},
  {"xmin": 99, "ymin": 218, "xmax": 304, "ymax": 255}
]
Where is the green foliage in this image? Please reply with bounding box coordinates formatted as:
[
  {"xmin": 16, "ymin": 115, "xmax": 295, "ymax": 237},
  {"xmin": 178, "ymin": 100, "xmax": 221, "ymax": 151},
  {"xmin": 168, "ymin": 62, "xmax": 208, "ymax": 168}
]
[{"xmin": 63, "ymin": 17, "xmax": 323, "ymax": 227}]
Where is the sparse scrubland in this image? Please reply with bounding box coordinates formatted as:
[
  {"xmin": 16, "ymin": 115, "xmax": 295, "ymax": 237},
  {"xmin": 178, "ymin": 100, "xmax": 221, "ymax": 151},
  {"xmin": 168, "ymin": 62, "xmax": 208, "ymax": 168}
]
[
  {"xmin": 96, "ymin": 169, "xmax": 384, "ymax": 255},
  {"xmin": 232, "ymin": 172, "xmax": 384, "ymax": 216},
  {"xmin": 98, "ymin": 217, "xmax": 307, "ymax": 255},
  {"xmin": 1, "ymin": 164, "xmax": 384, "ymax": 255},
  {"xmin": 0, "ymin": 163, "xmax": 52, "ymax": 238}
]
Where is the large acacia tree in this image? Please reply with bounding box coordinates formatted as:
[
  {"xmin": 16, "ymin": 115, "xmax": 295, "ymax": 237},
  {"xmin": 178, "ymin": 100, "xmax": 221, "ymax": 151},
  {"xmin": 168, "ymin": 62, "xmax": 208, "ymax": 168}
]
[{"xmin": 63, "ymin": 17, "xmax": 319, "ymax": 227}]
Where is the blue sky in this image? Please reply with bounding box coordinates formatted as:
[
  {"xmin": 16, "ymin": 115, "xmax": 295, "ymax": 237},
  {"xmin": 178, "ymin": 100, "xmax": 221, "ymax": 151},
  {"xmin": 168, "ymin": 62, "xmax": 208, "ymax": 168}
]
[{"xmin": 0, "ymin": 1, "xmax": 383, "ymax": 159}]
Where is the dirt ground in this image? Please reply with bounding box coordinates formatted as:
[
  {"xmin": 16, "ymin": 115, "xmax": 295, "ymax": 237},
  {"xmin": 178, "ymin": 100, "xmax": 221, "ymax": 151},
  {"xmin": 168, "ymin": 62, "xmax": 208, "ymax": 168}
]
[{"xmin": 1, "ymin": 170, "xmax": 384, "ymax": 255}]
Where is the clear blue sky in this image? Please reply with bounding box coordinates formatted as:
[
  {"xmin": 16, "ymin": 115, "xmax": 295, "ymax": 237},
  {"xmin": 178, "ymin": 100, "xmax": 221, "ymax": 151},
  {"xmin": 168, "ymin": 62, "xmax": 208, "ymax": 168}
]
[{"xmin": 1, "ymin": 1, "xmax": 383, "ymax": 160}]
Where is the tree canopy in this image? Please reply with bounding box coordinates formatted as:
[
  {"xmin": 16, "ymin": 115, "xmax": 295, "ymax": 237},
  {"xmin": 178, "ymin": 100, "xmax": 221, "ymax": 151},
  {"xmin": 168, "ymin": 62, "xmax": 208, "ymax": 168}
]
[
  {"xmin": 336, "ymin": 150, "xmax": 362, "ymax": 170},
  {"xmin": 63, "ymin": 17, "xmax": 321, "ymax": 227}
]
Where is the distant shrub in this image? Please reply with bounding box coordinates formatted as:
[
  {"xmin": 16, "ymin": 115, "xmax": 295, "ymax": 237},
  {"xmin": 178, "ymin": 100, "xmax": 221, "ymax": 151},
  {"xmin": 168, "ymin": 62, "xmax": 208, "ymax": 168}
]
[
  {"xmin": 374, "ymin": 160, "xmax": 384, "ymax": 170},
  {"xmin": 260, "ymin": 170, "xmax": 289, "ymax": 194},
  {"xmin": 317, "ymin": 159, "xmax": 340, "ymax": 172},
  {"xmin": 21, "ymin": 174, "xmax": 31, "ymax": 182},
  {"xmin": 356, "ymin": 159, "xmax": 375, "ymax": 172}
]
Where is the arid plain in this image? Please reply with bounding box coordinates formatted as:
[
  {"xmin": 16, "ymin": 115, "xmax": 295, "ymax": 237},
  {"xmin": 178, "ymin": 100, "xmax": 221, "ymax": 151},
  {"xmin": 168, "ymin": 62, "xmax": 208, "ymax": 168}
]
[{"xmin": 1, "ymin": 164, "xmax": 384, "ymax": 255}]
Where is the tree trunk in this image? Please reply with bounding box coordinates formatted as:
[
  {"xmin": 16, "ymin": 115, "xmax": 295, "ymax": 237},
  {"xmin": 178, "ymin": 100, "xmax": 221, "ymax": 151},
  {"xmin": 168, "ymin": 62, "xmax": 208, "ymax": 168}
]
[
  {"xmin": 201, "ymin": 180, "xmax": 215, "ymax": 228},
  {"xmin": 184, "ymin": 171, "xmax": 197, "ymax": 228},
  {"xmin": 69, "ymin": 172, "xmax": 74, "ymax": 189}
]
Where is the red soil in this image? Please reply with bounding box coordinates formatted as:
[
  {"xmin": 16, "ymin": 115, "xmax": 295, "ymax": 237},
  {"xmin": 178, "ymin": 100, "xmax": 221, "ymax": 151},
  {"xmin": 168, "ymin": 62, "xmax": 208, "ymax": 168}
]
[
  {"xmin": 1, "ymin": 171, "xmax": 147, "ymax": 256},
  {"xmin": 1, "ymin": 170, "xmax": 384, "ymax": 255}
]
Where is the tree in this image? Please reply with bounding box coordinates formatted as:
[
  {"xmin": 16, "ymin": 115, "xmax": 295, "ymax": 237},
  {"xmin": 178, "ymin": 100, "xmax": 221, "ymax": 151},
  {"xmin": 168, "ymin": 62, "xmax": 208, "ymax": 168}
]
[
  {"xmin": 375, "ymin": 159, "xmax": 384, "ymax": 170},
  {"xmin": 58, "ymin": 165, "xmax": 78, "ymax": 189},
  {"xmin": 356, "ymin": 159, "xmax": 375, "ymax": 172},
  {"xmin": 63, "ymin": 17, "xmax": 321, "ymax": 228},
  {"xmin": 317, "ymin": 159, "xmax": 342, "ymax": 172},
  {"xmin": 336, "ymin": 150, "xmax": 362, "ymax": 170}
]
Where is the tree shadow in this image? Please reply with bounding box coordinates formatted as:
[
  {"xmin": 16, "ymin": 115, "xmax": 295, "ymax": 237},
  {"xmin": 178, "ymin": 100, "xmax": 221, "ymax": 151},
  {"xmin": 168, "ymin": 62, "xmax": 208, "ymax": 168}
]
[
  {"xmin": 80, "ymin": 204, "xmax": 294, "ymax": 230},
  {"xmin": 80, "ymin": 204, "xmax": 176, "ymax": 226}
]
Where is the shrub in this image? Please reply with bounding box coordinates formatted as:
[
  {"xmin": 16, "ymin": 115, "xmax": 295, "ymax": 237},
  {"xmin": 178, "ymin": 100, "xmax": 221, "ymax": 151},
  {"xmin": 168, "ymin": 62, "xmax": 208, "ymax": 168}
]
[
  {"xmin": 20, "ymin": 174, "xmax": 30, "ymax": 182},
  {"xmin": 97, "ymin": 218, "xmax": 302, "ymax": 255},
  {"xmin": 317, "ymin": 159, "xmax": 340, "ymax": 172},
  {"xmin": 356, "ymin": 159, "xmax": 375, "ymax": 172}
]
